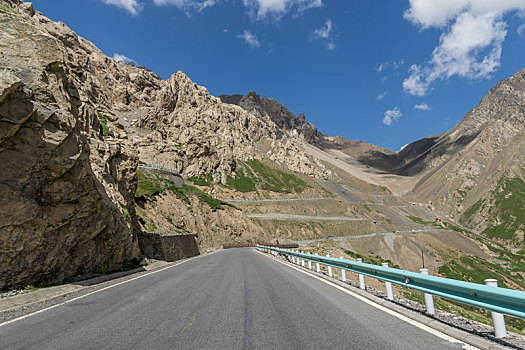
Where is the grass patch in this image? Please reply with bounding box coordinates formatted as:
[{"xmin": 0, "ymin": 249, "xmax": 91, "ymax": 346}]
[
  {"xmin": 227, "ymin": 168, "xmax": 257, "ymax": 192},
  {"xmin": 438, "ymin": 255, "xmax": 508, "ymax": 287},
  {"xmin": 188, "ymin": 174, "xmax": 213, "ymax": 187},
  {"xmin": 136, "ymin": 171, "xmax": 228, "ymax": 211},
  {"xmin": 135, "ymin": 171, "xmax": 165, "ymax": 200},
  {"xmin": 24, "ymin": 285, "xmax": 37, "ymax": 292},
  {"xmin": 407, "ymin": 215, "xmax": 441, "ymax": 228},
  {"xmin": 482, "ymin": 176, "xmax": 525, "ymax": 241},
  {"xmin": 97, "ymin": 112, "xmax": 112, "ymax": 137},
  {"xmin": 226, "ymin": 159, "xmax": 308, "ymax": 193}
]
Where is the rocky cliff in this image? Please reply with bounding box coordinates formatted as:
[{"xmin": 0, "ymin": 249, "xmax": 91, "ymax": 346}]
[{"xmin": 0, "ymin": 0, "xmax": 142, "ymax": 289}]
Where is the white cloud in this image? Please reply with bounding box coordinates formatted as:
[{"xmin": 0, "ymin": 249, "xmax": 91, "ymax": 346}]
[
  {"xmin": 113, "ymin": 53, "xmax": 135, "ymax": 63},
  {"xmin": 312, "ymin": 19, "xmax": 336, "ymax": 50},
  {"xmin": 382, "ymin": 107, "xmax": 402, "ymax": 126},
  {"xmin": 403, "ymin": 1, "xmax": 525, "ymax": 96},
  {"xmin": 376, "ymin": 59, "xmax": 404, "ymax": 73},
  {"xmin": 377, "ymin": 92, "xmax": 387, "ymax": 100},
  {"xmin": 237, "ymin": 30, "xmax": 261, "ymax": 48},
  {"xmin": 103, "ymin": 0, "xmax": 142, "ymax": 15},
  {"xmin": 518, "ymin": 23, "xmax": 525, "ymax": 36},
  {"xmin": 414, "ymin": 103, "xmax": 431, "ymax": 111},
  {"xmin": 243, "ymin": 0, "xmax": 323, "ymax": 20},
  {"xmin": 153, "ymin": 0, "xmax": 217, "ymax": 13}
]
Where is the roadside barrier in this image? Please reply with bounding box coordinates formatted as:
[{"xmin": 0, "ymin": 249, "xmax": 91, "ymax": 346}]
[{"xmin": 257, "ymin": 245, "xmax": 525, "ymax": 338}]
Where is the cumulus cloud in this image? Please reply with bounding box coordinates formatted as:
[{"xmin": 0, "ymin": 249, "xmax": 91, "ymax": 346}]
[
  {"xmin": 382, "ymin": 107, "xmax": 402, "ymax": 126},
  {"xmin": 103, "ymin": 0, "xmax": 142, "ymax": 15},
  {"xmin": 243, "ymin": 0, "xmax": 323, "ymax": 20},
  {"xmin": 312, "ymin": 19, "xmax": 336, "ymax": 50},
  {"xmin": 113, "ymin": 53, "xmax": 136, "ymax": 63},
  {"xmin": 403, "ymin": 0, "xmax": 525, "ymax": 96},
  {"xmin": 414, "ymin": 103, "xmax": 431, "ymax": 111},
  {"xmin": 153, "ymin": 0, "xmax": 217, "ymax": 13},
  {"xmin": 238, "ymin": 30, "xmax": 261, "ymax": 48},
  {"xmin": 377, "ymin": 92, "xmax": 387, "ymax": 100}
]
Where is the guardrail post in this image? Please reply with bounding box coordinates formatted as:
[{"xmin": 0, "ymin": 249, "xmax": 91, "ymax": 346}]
[
  {"xmin": 420, "ymin": 269, "xmax": 435, "ymax": 315},
  {"xmin": 292, "ymin": 254, "xmax": 296, "ymax": 264},
  {"xmin": 301, "ymin": 252, "xmax": 306, "ymax": 267},
  {"xmin": 315, "ymin": 253, "xmax": 321, "ymax": 272},
  {"xmin": 327, "ymin": 254, "xmax": 333, "ymax": 277},
  {"xmin": 340, "ymin": 256, "xmax": 347, "ymax": 282},
  {"xmin": 485, "ymin": 279, "xmax": 507, "ymax": 338},
  {"xmin": 308, "ymin": 259, "xmax": 312, "ymax": 270},
  {"xmin": 382, "ymin": 263, "xmax": 394, "ymax": 300},
  {"xmin": 357, "ymin": 258, "xmax": 366, "ymax": 289}
]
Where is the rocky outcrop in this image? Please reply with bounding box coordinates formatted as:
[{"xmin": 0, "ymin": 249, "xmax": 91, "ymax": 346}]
[
  {"xmin": 0, "ymin": 1, "xmax": 142, "ymax": 289},
  {"xmin": 220, "ymin": 91, "xmax": 321, "ymax": 143}
]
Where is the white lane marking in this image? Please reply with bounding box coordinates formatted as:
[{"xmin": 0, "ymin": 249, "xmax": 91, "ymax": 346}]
[
  {"xmin": 0, "ymin": 250, "xmax": 223, "ymax": 328},
  {"xmin": 257, "ymin": 251, "xmax": 478, "ymax": 350}
]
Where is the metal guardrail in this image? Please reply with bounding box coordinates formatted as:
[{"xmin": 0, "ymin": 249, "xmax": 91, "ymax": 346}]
[
  {"xmin": 138, "ymin": 163, "xmax": 184, "ymax": 179},
  {"xmin": 257, "ymin": 246, "xmax": 525, "ymax": 320},
  {"xmin": 223, "ymin": 243, "xmax": 299, "ymax": 249}
]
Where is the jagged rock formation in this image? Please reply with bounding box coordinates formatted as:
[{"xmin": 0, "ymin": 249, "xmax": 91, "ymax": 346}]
[{"xmin": 220, "ymin": 92, "xmax": 321, "ymax": 143}]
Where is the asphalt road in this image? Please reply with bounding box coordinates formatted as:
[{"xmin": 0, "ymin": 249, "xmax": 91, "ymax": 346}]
[{"xmin": 0, "ymin": 249, "xmax": 468, "ymax": 350}]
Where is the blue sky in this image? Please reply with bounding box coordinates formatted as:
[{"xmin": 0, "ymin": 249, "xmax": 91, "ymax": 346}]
[{"xmin": 35, "ymin": 0, "xmax": 525, "ymax": 150}]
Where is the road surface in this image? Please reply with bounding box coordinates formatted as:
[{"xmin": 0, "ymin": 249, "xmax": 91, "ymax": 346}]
[{"xmin": 0, "ymin": 249, "xmax": 469, "ymax": 349}]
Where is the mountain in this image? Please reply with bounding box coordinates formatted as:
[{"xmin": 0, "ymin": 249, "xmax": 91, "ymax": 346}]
[{"xmin": 323, "ymin": 69, "xmax": 525, "ymax": 248}]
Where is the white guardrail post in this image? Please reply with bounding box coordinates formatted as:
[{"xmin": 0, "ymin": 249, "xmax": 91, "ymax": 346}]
[
  {"xmin": 327, "ymin": 254, "xmax": 333, "ymax": 277},
  {"xmin": 340, "ymin": 256, "xmax": 347, "ymax": 282},
  {"xmin": 382, "ymin": 262, "xmax": 394, "ymax": 300},
  {"xmin": 301, "ymin": 252, "xmax": 306, "ymax": 267},
  {"xmin": 420, "ymin": 269, "xmax": 435, "ymax": 315},
  {"xmin": 315, "ymin": 253, "xmax": 321, "ymax": 272},
  {"xmin": 485, "ymin": 279, "xmax": 507, "ymax": 338},
  {"xmin": 308, "ymin": 259, "xmax": 312, "ymax": 270},
  {"xmin": 357, "ymin": 258, "xmax": 366, "ymax": 290}
]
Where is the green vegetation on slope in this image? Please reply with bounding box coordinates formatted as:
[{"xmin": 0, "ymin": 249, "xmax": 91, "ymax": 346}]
[
  {"xmin": 482, "ymin": 176, "xmax": 525, "ymax": 242},
  {"xmin": 408, "ymin": 215, "xmax": 471, "ymax": 233},
  {"xmin": 97, "ymin": 112, "xmax": 112, "ymax": 137},
  {"xmin": 135, "ymin": 171, "xmax": 227, "ymax": 211},
  {"xmin": 227, "ymin": 159, "xmax": 308, "ymax": 193},
  {"xmin": 227, "ymin": 168, "xmax": 257, "ymax": 192},
  {"xmin": 407, "ymin": 215, "xmax": 441, "ymax": 228}
]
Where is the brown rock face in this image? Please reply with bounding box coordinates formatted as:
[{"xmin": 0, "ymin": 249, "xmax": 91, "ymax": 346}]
[{"xmin": 0, "ymin": 1, "xmax": 140, "ymax": 289}]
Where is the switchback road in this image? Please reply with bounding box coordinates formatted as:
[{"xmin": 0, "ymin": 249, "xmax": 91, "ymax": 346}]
[{"xmin": 0, "ymin": 249, "xmax": 471, "ymax": 349}]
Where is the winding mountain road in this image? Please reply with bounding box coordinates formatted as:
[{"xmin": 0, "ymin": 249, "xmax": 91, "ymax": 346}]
[{"xmin": 0, "ymin": 249, "xmax": 471, "ymax": 349}]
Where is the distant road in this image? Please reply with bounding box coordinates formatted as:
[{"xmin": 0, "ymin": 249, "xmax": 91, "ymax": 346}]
[
  {"xmin": 247, "ymin": 214, "xmax": 370, "ymax": 221},
  {"xmin": 0, "ymin": 249, "xmax": 467, "ymax": 349}
]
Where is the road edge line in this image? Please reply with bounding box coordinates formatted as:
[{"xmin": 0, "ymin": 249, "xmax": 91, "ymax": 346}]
[{"xmin": 0, "ymin": 250, "xmax": 222, "ymax": 328}]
